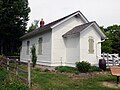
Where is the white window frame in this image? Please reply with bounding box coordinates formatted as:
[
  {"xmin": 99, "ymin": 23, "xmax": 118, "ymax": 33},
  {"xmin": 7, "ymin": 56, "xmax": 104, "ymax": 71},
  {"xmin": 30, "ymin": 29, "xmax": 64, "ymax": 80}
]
[
  {"xmin": 38, "ymin": 37, "xmax": 42, "ymax": 55},
  {"xmin": 26, "ymin": 41, "xmax": 30, "ymax": 55},
  {"xmin": 88, "ymin": 36, "xmax": 94, "ymax": 54}
]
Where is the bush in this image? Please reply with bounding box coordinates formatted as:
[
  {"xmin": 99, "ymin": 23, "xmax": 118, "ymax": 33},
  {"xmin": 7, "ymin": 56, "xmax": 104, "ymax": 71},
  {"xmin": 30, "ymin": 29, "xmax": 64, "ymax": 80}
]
[
  {"xmin": 90, "ymin": 66, "xmax": 102, "ymax": 72},
  {"xmin": 0, "ymin": 55, "xmax": 6, "ymax": 67},
  {"xmin": 0, "ymin": 55, "xmax": 6, "ymax": 60},
  {"xmin": 55, "ymin": 66, "xmax": 78, "ymax": 73},
  {"xmin": 0, "ymin": 69, "xmax": 7, "ymax": 83},
  {"xmin": 31, "ymin": 45, "xmax": 37, "ymax": 67},
  {"xmin": 76, "ymin": 61, "xmax": 91, "ymax": 73},
  {"xmin": 44, "ymin": 68, "xmax": 49, "ymax": 72}
]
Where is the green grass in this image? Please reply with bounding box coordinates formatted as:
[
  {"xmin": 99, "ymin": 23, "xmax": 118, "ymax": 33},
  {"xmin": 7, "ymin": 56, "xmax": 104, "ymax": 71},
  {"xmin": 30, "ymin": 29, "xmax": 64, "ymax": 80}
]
[
  {"xmin": 0, "ymin": 68, "xmax": 7, "ymax": 84},
  {"xmin": 31, "ymin": 68, "xmax": 120, "ymax": 90},
  {"xmin": 0, "ymin": 68, "xmax": 28, "ymax": 90},
  {"xmin": 55, "ymin": 66, "xmax": 79, "ymax": 73},
  {"xmin": 1, "ymin": 66, "xmax": 120, "ymax": 90}
]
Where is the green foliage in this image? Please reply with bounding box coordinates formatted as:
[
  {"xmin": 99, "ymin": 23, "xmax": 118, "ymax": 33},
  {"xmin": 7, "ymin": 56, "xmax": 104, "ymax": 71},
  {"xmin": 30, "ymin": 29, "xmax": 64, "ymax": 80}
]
[
  {"xmin": 55, "ymin": 66, "xmax": 78, "ymax": 73},
  {"xmin": 0, "ymin": 0, "xmax": 30, "ymax": 55},
  {"xmin": 0, "ymin": 69, "xmax": 28, "ymax": 90},
  {"xmin": 0, "ymin": 55, "xmax": 6, "ymax": 67},
  {"xmin": 0, "ymin": 55, "xmax": 5, "ymax": 60},
  {"xmin": 31, "ymin": 45, "xmax": 37, "ymax": 67},
  {"xmin": 33, "ymin": 68, "xmax": 42, "ymax": 72},
  {"xmin": 28, "ymin": 20, "xmax": 39, "ymax": 33},
  {"xmin": 76, "ymin": 61, "xmax": 91, "ymax": 73},
  {"xmin": 90, "ymin": 66, "xmax": 102, "ymax": 72},
  {"xmin": 101, "ymin": 39, "xmax": 112, "ymax": 53},
  {"xmin": 101, "ymin": 25, "xmax": 120, "ymax": 55},
  {"xmin": 44, "ymin": 68, "xmax": 50, "ymax": 72},
  {"xmin": 31, "ymin": 68, "xmax": 119, "ymax": 90},
  {"xmin": 0, "ymin": 68, "xmax": 7, "ymax": 83},
  {"xmin": 0, "ymin": 82, "xmax": 28, "ymax": 90}
]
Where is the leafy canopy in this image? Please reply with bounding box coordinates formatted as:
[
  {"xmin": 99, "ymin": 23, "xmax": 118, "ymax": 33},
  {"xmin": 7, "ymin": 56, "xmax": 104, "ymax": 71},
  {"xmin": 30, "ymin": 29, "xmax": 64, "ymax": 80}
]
[
  {"xmin": 0, "ymin": 0, "xmax": 30, "ymax": 55},
  {"xmin": 101, "ymin": 25, "xmax": 120, "ymax": 55}
]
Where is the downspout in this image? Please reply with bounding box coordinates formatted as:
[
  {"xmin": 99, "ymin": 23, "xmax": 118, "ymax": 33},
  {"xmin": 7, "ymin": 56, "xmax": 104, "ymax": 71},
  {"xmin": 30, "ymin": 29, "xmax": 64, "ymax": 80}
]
[{"xmin": 96, "ymin": 38, "xmax": 107, "ymax": 62}]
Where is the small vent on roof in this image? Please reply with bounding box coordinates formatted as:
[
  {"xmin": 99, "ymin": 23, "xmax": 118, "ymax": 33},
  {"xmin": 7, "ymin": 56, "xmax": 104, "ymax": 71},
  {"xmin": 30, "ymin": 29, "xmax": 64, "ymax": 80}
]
[{"xmin": 40, "ymin": 18, "xmax": 45, "ymax": 27}]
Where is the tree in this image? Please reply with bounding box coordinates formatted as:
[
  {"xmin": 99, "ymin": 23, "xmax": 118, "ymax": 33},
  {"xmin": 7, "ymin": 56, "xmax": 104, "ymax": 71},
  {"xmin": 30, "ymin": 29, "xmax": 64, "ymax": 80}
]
[
  {"xmin": 31, "ymin": 45, "xmax": 37, "ymax": 67},
  {"xmin": 106, "ymin": 25, "xmax": 120, "ymax": 55},
  {"xmin": 27, "ymin": 20, "xmax": 39, "ymax": 33},
  {"xmin": 0, "ymin": 0, "xmax": 30, "ymax": 55},
  {"xmin": 101, "ymin": 39, "xmax": 112, "ymax": 53},
  {"xmin": 101, "ymin": 25, "xmax": 120, "ymax": 56}
]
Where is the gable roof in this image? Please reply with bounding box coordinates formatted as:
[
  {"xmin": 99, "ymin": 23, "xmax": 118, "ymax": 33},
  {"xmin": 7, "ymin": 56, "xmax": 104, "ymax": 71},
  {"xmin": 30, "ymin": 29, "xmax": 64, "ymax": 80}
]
[
  {"xmin": 63, "ymin": 21, "xmax": 106, "ymax": 39},
  {"xmin": 20, "ymin": 11, "xmax": 89, "ymax": 40},
  {"xmin": 62, "ymin": 21, "xmax": 93, "ymax": 37}
]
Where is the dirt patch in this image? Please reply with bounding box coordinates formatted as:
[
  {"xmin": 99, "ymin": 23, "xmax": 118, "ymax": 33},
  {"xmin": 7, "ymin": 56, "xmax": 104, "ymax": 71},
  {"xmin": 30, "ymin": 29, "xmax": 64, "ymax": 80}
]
[
  {"xmin": 72, "ymin": 71, "xmax": 111, "ymax": 79},
  {"xmin": 31, "ymin": 83, "xmax": 41, "ymax": 90},
  {"xmin": 102, "ymin": 81, "xmax": 120, "ymax": 89},
  {"xmin": 34, "ymin": 65, "xmax": 55, "ymax": 71}
]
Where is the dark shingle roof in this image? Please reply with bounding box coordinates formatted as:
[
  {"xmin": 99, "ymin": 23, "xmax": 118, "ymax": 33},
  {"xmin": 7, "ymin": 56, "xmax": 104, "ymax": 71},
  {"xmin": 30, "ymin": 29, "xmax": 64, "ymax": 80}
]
[
  {"xmin": 20, "ymin": 11, "xmax": 88, "ymax": 40},
  {"xmin": 62, "ymin": 21, "xmax": 94, "ymax": 37}
]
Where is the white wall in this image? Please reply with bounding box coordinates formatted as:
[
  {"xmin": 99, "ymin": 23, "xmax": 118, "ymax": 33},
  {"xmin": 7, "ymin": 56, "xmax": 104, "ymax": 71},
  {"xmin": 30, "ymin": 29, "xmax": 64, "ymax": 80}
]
[
  {"xmin": 65, "ymin": 35, "xmax": 80, "ymax": 67},
  {"xmin": 20, "ymin": 31, "xmax": 52, "ymax": 66},
  {"xmin": 80, "ymin": 25, "xmax": 101, "ymax": 66},
  {"xmin": 51, "ymin": 16, "xmax": 84, "ymax": 66},
  {"xmin": 20, "ymin": 20, "xmax": 102, "ymax": 67}
]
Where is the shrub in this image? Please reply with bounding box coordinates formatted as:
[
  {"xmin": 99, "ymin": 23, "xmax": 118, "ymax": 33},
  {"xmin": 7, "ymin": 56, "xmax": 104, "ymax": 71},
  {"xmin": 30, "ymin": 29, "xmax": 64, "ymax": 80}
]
[
  {"xmin": 90, "ymin": 66, "xmax": 102, "ymax": 72},
  {"xmin": 55, "ymin": 66, "xmax": 78, "ymax": 73},
  {"xmin": 0, "ymin": 69, "xmax": 7, "ymax": 83},
  {"xmin": 31, "ymin": 45, "xmax": 37, "ymax": 67},
  {"xmin": 44, "ymin": 68, "xmax": 49, "ymax": 72},
  {"xmin": 0, "ymin": 55, "xmax": 6, "ymax": 60},
  {"xmin": 0, "ymin": 55, "xmax": 6, "ymax": 67},
  {"xmin": 76, "ymin": 61, "xmax": 91, "ymax": 73}
]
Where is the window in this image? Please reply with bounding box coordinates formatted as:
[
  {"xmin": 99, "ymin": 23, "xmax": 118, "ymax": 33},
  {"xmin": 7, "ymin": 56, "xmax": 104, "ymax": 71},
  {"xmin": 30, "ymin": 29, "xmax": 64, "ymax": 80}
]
[
  {"xmin": 88, "ymin": 36, "xmax": 94, "ymax": 54},
  {"xmin": 27, "ymin": 41, "xmax": 30, "ymax": 55},
  {"xmin": 38, "ymin": 38, "xmax": 42, "ymax": 55}
]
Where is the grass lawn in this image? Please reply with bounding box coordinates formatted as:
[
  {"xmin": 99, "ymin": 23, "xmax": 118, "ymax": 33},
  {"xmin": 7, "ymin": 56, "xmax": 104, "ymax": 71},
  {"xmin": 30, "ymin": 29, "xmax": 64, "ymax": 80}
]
[
  {"xmin": 0, "ymin": 67, "xmax": 120, "ymax": 90},
  {"xmin": 0, "ymin": 68, "xmax": 28, "ymax": 90},
  {"xmin": 31, "ymin": 68, "xmax": 120, "ymax": 90}
]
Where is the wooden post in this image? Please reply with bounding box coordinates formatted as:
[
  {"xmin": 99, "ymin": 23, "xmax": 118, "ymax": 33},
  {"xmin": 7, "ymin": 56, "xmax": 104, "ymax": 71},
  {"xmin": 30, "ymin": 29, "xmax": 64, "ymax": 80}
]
[
  {"xmin": 28, "ymin": 60, "xmax": 31, "ymax": 89},
  {"xmin": 106, "ymin": 53, "xmax": 109, "ymax": 67},
  {"xmin": 118, "ymin": 61, "xmax": 120, "ymax": 66},
  {"xmin": 7, "ymin": 59, "xmax": 9, "ymax": 71},
  {"xmin": 16, "ymin": 59, "xmax": 18, "ymax": 77},
  {"xmin": 117, "ymin": 76, "xmax": 119, "ymax": 84},
  {"xmin": 103, "ymin": 52, "xmax": 105, "ymax": 60},
  {"xmin": 112, "ymin": 56, "xmax": 115, "ymax": 66}
]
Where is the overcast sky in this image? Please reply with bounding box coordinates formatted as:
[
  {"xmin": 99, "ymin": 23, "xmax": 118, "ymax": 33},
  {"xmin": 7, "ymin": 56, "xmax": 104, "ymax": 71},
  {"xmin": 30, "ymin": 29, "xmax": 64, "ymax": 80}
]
[{"xmin": 28, "ymin": 0, "xmax": 120, "ymax": 28}]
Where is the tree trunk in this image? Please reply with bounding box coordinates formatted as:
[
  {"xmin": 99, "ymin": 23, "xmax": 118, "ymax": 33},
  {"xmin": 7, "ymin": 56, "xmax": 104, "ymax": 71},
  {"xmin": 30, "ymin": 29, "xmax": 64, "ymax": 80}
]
[{"xmin": 0, "ymin": 40, "xmax": 3, "ymax": 55}]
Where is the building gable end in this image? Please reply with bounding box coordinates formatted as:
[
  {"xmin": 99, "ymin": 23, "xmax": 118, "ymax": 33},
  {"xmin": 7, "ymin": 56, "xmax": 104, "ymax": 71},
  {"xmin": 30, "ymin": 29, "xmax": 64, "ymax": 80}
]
[{"xmin": 51, "ymin": 11, "xmax": 89, "ymax": 29}]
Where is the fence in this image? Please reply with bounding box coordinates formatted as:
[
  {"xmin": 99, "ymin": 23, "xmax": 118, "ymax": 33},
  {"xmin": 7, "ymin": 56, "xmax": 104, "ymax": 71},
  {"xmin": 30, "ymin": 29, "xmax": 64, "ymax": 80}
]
[
  {"xmin": 2, "ymin": 58, "xmax": 31, "ymax": 88},
  {"xmin": 101, "ymin": 53, "xmax": 120, "ymax": 67}
]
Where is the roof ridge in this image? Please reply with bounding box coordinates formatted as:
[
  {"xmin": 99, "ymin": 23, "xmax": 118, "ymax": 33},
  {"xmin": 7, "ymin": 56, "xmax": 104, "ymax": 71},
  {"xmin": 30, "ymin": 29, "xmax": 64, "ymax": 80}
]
[
  {"xmin": 20, "ymin": 11, "xmax": 88, "ymax": 40},
  {"xmin": 26, "ymin": 11, "xmax": 81, "ymax": 33},
  {"xmin": 42, "ymin": 11, "xmax": 81, "ymax": 27}
]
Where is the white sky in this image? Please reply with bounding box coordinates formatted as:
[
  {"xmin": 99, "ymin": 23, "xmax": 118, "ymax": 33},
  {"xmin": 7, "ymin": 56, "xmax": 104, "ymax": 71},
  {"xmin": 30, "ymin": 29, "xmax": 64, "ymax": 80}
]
[{"xmin": 28, "ymin": 0, "xmax": 120, "ymax": 28}]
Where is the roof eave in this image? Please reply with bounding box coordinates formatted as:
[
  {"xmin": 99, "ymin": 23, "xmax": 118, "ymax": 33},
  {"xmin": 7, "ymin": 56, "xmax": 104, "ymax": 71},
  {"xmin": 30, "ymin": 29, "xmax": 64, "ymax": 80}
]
[
  {"xmin": 51, "ymin": 11, "xmax": 89, "ymax": 29},
  {"xmin": 20, "ymin": 28, "xmax": 52, "ymax": 40},
  {"xmin": 92, "ymin": 22, "xmax": 106, "ymax": 40}
]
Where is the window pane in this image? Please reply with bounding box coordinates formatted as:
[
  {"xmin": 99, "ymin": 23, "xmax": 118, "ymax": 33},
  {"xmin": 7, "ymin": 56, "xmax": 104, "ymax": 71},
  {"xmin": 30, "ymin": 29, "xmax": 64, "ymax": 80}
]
[
  {"xmin": 88, "ymin": 37, "xmax": 94, "ymax": 54},
  {"xmin": 27, "ymin": 41, "xmax": 30, "ymax": 55},
  {"xmin": 38, "ymin": 38, "xmax": 42, "ymax": 55}
]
